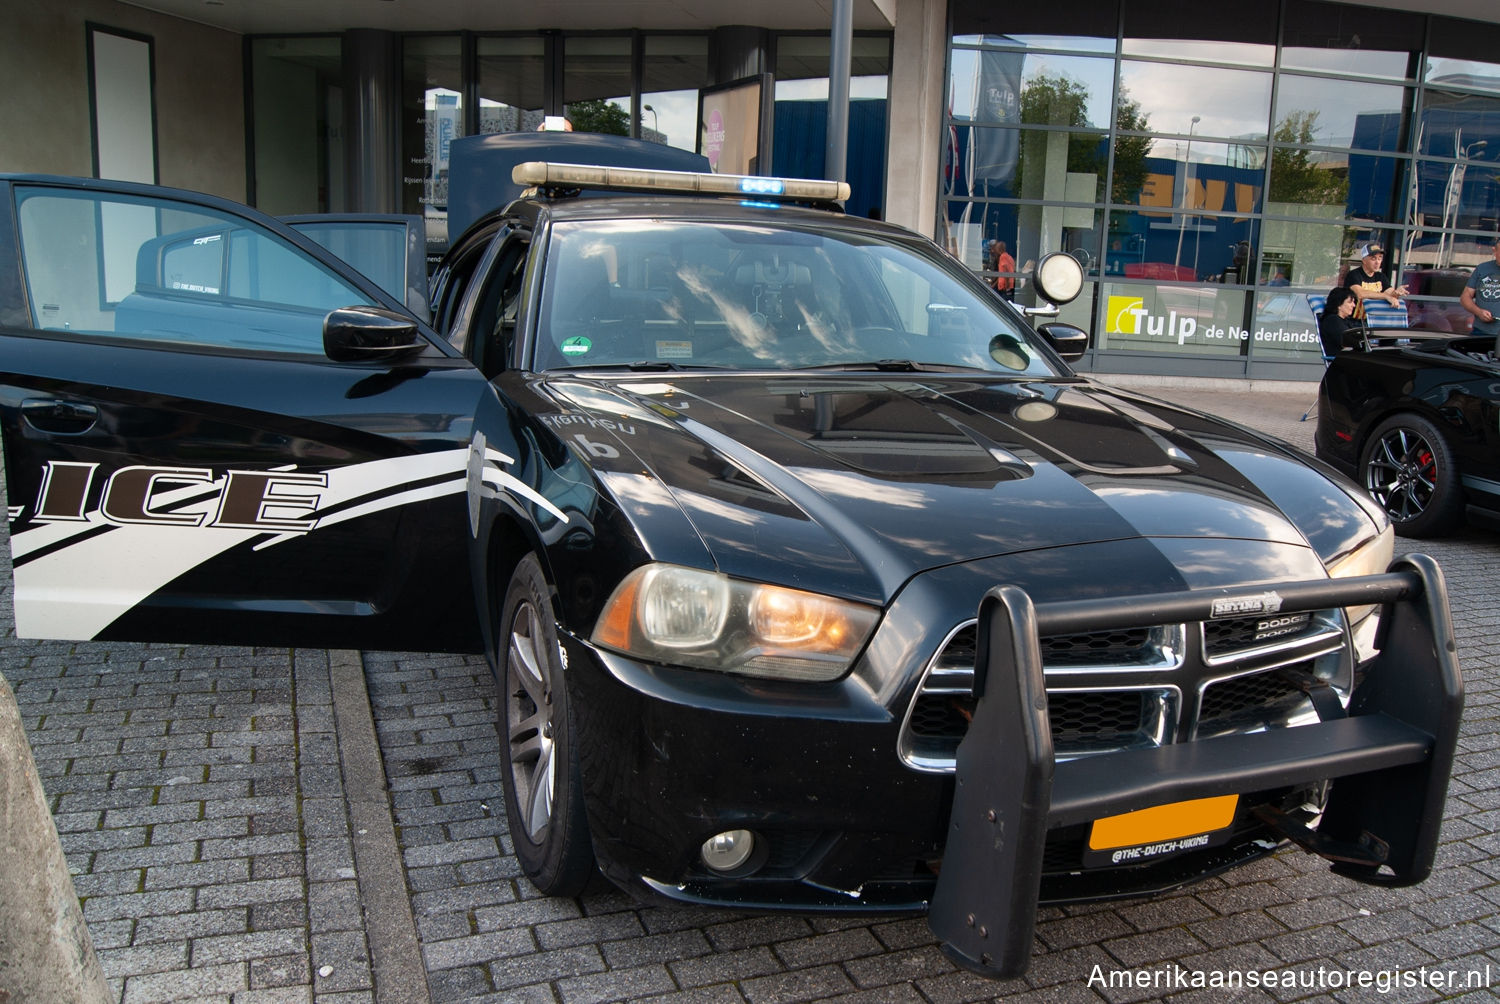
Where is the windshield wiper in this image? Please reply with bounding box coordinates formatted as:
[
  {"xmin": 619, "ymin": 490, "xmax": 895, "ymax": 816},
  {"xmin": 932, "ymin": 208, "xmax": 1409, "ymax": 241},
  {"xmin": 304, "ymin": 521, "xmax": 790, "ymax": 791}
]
[
  {"xmin": 793, "ymin": 359, "xmax": 984, "ymax": 373},
  {"xmin": 552, "ymin": 361, "xmax": 732, "ymax": 372}
]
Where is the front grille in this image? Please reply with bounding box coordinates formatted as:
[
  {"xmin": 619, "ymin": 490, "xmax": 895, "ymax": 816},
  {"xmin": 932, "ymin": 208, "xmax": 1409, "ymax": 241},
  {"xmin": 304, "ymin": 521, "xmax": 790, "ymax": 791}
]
[
  {"xmin": 1199, "ymin": 664, "xmax": 1312, "ymax": 731},
  {"xmin": 1048, "ymin": 690, "xmax": 1150, "ymax": 745},
  {"xmin": 899, "ymin": 610, "xmax": 1347, "ymax": 772},
  {"xmin": 1044, "ymin": 628, "xmax": 1157, "ymax": 666},
  {"xmin": 1203, "ymin": 612, "xmax": 1320, "ymax": 658}
]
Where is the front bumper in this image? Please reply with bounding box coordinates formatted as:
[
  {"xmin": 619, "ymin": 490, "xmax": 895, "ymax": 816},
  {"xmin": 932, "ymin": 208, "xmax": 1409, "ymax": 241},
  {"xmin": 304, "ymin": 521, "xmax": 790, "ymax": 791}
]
[
  {"xmin": 562, "ymin": 553, "xmax": 1459, "ymax": 977},
  {"xmin": 931, "ymin": 553, "xmax": 1461, "ymax": 977}
]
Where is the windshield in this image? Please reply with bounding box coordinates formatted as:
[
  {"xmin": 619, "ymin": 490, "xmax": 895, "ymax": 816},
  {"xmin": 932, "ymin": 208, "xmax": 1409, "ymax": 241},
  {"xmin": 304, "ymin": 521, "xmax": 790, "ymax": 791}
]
[{"xmin": 532, "ymin": 218, "xmax": 1061, "ymax": 377}]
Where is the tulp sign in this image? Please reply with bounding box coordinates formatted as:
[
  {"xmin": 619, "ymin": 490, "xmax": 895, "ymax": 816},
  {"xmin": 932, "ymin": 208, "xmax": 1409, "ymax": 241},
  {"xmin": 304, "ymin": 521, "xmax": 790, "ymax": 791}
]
[
  {"xmin": 1107, "ymin": 294, "xmax": 1199, "ymax": 345},
  {"xmin": 1104, "ymin": 287, "xmax": 1321, "ymax": 353}
]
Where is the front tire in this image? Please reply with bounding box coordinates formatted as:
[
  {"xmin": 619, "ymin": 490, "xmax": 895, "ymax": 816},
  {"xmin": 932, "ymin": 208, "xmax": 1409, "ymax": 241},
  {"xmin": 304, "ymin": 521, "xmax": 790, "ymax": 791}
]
[
  {"xmin": 1359, "ymin": 413, "xmax": 1463, "ymax": 538},
  {"xmin": 497, "ymin": 554, "xmax": 595, "ymax": 895}
]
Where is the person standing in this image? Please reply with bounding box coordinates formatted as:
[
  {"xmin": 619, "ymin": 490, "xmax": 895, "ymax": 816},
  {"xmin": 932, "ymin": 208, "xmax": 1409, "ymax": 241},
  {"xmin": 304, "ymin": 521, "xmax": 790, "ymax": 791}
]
[
  {"xmin": 1342, "ymin": 242, "xmax": 1408, "ymax": 320},
  {"xmin": 1460, "ymin": 241, "xmax": 1500, "ymax": 341},
  {"xmin": 991, "ymin": 240, "xmax": 1016, "ymax": 301}
]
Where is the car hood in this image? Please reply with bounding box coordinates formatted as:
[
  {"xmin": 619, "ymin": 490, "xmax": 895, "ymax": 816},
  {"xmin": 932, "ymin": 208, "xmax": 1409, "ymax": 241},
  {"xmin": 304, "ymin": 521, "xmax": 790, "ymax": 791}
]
[{"xmin": 534, "ymin": 374, "xmax": 1376, "ymax": 605}]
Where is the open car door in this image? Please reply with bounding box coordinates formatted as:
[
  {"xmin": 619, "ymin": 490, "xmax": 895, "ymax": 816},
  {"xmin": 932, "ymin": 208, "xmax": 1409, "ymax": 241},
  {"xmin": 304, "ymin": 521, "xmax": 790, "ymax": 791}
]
[
  {"xmin": 0, "ymin": 176, "xmax": 488, "ymax": 653},
  {"xmin": 282, "ymin": 213, "xmax": 433, "ymax": 323}
]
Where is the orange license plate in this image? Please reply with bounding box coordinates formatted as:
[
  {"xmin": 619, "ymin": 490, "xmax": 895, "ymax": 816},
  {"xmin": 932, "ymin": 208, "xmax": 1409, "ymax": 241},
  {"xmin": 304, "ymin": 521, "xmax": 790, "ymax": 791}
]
[{"xmin": 1084, "ymin": 795, "xmax": 1239, "ymax": 866}]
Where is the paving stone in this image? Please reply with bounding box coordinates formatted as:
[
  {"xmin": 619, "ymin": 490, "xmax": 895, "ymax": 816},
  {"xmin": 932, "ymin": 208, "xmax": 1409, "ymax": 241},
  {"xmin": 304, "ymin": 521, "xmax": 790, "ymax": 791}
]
[
  {"xmin": 191, "ymin": 928, "xmax": 307, "ymax": 967},
  {"xmin": 120, "ymin": 960, "xmax": 248, "ymax": 1004},
  {"xmin": 554, "ymin": 963, "xmax": 677, "ymax": 1004}
]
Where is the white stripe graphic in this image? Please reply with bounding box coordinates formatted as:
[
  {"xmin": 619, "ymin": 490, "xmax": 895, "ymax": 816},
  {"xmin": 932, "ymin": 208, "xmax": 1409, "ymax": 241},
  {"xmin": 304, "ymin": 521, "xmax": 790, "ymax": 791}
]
[
  {"xmin": 12, "ymin": 449, "xmax": 469, "ymax": 640},
  {"xmin": 481, "ymin": 446, "xmax": 570, "ymax": 524}
]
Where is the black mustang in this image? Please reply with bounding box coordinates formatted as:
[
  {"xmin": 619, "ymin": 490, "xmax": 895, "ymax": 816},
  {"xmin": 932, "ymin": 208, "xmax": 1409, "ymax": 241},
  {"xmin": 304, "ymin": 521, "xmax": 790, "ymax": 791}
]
[
  {"xmin": 0, "ymin": 155, "xmax": 1462, "ymax": 977},
  {"xmin": 1315, "ymin": 330, "xmax": 1500, "ymax": 538}
]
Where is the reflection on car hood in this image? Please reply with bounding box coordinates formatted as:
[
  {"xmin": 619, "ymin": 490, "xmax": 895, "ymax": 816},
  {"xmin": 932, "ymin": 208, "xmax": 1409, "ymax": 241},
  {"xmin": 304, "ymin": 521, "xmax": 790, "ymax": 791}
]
[{"xmin": 534, "ymin": 374, "xmax": 1375, "ymax": 604}]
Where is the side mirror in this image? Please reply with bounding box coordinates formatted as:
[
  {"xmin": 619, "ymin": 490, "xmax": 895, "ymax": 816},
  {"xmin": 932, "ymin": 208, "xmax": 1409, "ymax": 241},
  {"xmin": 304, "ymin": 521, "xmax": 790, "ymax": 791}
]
[
  {"xmin": 1035, "ymin": 322, "xmax": 1089, "ymax": 362},
  {"xmin": 1025, "ymin": 252, "xmax": 1086, "ymax": 317},
  {"xmin": 323, "ymin": 306, "xmax": 427, "ymax": 363}
]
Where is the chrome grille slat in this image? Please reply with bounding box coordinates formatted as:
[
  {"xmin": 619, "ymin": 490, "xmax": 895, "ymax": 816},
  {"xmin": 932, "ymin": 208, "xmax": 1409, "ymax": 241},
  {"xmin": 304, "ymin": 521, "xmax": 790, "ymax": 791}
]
[{"xmin": 898, "ymin": 609, "xmax": 1350, "ymax": 773}]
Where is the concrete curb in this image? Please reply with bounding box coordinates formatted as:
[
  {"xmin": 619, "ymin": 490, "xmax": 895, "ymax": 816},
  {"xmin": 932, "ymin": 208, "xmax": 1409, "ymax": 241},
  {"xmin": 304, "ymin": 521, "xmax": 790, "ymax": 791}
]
[{"xmin": 330, "ymin": 650, "xmax": 431, "ymax": 1004}]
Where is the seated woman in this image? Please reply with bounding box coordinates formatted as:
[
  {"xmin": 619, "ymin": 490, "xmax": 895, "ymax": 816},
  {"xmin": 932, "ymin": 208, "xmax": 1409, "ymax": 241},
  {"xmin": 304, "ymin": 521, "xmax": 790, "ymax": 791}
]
[{"xmin": 1318, "ymin": 286, "xmax": 1362, "ymax": 356}]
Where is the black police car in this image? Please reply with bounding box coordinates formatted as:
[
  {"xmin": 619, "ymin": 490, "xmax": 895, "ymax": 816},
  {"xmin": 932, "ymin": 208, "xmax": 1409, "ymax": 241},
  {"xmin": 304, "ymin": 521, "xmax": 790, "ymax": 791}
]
[{"xmin": 0, "ymin": 157, "xmax": 1461, "ymax": 977}]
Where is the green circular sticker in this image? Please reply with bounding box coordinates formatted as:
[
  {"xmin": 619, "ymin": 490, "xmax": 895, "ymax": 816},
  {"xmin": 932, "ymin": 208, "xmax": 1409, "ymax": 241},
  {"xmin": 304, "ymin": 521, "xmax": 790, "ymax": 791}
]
[{"xmin": 561, "ymin": 335, "xmax": 593, "ymax": 356}]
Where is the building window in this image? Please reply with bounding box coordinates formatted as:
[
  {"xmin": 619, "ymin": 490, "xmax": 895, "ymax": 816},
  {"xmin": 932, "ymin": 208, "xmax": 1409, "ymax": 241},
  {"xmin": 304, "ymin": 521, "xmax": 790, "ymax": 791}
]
[
  {"xmin": 401, "ymin": 36, "xmax": 462, "ymax": 220},
  {"xmin": 478, "ymin": 36, "xmax": 546, "ymax": 133},
  {"xmin": 88, "ymin": 25, "xmax": 157, "ymax": 185},
  {"xmin": 249, "ymin": 37, "xmax": 345, "ymax": 214},
  {"xmin": 643, "ymin": 35, "xmax": 710, "ymax": 152},
  {"xmin": 946, "ymin": 1, "xmax": 1500, "ymax": 375},
  {"xmin": 564, "ymin": 36, "xmax": 633, "ymax": 135}
]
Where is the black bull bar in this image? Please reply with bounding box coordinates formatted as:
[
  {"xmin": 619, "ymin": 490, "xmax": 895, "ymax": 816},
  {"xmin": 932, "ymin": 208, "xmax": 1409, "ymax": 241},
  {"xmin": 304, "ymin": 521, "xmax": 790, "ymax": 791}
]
[{"xmin": 928, "ymin": 553, "xmax": 1462, "ymax": 978}]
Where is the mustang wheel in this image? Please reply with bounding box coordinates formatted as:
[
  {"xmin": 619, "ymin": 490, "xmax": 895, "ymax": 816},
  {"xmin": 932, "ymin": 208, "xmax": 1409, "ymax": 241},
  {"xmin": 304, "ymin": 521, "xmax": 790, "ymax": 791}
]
[
  {"xmin": 497, "ymin": 554, "xmax": 595, "ymax": 895},
  {"xmin": 1359, "ymin": 414, "xmax": 1462, "ymax": 538}
]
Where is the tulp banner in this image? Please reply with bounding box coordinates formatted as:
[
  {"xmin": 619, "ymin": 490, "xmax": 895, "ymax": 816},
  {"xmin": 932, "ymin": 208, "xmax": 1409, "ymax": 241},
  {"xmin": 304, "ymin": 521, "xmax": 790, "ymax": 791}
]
[{"xmin": 969, "ymin": 47, "xmax": 1024, "ymax": 191}]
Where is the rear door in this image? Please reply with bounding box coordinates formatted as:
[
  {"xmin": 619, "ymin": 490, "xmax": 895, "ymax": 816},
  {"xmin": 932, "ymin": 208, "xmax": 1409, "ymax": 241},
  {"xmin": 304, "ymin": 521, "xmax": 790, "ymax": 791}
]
[{"xmin": 0, "ymin": 176, "xmax": 489, "ymax": 652}]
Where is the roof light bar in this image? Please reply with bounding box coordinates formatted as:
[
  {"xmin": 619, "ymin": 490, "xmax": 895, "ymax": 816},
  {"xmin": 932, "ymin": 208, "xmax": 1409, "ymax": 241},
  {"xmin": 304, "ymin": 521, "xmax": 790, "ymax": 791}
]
[{"xmin": 512, "ymin": 162, "xmax": 850, "ymax": 203}]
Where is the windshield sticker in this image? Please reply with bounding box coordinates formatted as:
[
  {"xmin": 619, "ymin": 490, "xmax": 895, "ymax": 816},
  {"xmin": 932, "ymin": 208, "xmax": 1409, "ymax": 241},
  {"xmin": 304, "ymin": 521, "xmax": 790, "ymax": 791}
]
[
  {"xmin": 656, "ymin": 340, "xmax": 693, "ymax": 360},
  {"xmin": 561, "ymin": 336, "xmax": 592, "ymax": 356}
]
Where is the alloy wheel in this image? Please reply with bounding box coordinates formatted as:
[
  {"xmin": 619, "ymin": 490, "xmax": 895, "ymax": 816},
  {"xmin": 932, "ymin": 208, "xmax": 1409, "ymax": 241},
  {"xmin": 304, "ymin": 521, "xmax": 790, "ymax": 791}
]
[
  {"xmin": 505, "ymin": 597, "xmax": 556, "ymax": 842},
  {"xmin": 1365, "ymin": 425, "xmax": 1438, "ymax": 523}
]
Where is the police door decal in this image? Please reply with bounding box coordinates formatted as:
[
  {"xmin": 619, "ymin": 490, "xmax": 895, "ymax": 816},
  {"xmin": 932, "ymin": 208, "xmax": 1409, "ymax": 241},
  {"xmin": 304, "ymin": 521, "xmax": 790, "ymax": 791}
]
[{"xmin": 8, "ymin": 450, "xmax": 470, "ymax": 639}]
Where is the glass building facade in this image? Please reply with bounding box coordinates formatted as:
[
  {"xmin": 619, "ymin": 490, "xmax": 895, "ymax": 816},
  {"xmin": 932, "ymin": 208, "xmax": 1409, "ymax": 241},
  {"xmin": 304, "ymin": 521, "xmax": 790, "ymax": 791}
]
[
  {"xmin": 247, "ymin": 30, "xmax": 891, "ymax": 245},
  {"xmin": 945, "ymin": 0, "xmax": 1500, "ymax": 377}
]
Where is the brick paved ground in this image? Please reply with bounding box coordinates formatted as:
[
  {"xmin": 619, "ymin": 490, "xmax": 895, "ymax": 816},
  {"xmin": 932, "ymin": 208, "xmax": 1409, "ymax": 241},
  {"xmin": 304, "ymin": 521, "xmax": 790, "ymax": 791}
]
[{"xmin": 6, "ymin": 381, "xmax": 1500, "ymax": 1002}]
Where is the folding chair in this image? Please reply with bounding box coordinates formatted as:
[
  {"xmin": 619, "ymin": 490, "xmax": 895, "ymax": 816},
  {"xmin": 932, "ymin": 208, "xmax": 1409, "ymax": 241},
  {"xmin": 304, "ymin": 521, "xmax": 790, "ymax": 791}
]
[{"xmin": 1301, "ymin": 294, "xmax": 1329, "ymax": 422}]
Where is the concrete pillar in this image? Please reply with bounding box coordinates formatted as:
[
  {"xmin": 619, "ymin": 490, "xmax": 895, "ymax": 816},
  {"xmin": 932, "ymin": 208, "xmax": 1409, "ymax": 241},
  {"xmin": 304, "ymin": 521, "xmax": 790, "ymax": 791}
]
[
  {"xmin": 0, "ymin": 673, "xmax": 110, "ymax": 1003},
  {"xmin": 709, "ymin": 26, "xmax": 769, "ymax": 83},
  {"xmin": 344, "ymin": 28, "xmax": 401, "ymax": 213},
  {"xmin": 883, "ymin": 0, "xmax": 948, "ymax": 238}
]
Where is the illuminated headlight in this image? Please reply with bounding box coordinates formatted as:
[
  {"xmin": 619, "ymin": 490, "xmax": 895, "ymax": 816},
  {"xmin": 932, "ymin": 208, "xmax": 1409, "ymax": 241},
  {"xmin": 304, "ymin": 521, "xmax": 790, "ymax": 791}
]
[
  {"xmin": 1326, "ymin": 523, "xmax": 1395, "ymax": 662},
  {"xmin": 592, "ymin": 564, "xmax": 880, "ymax": 681}
]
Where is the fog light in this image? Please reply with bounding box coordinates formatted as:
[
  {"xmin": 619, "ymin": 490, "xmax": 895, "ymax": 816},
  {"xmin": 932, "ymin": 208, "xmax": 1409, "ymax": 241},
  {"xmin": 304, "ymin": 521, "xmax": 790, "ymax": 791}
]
[{"xmin": 700, "ymin": 829, "xmax": 756, "ymax": 873}]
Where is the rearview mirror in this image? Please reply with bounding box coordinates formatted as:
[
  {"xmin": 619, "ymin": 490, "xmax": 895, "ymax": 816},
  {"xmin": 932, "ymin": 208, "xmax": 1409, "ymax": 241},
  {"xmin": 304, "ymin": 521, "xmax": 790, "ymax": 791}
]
[
  {"xmin": 323, "ymin": 306, "xmax": 427, "ymax": 363},
  {"xmin": 1035, "ymin": 322, "xmax": 1089, "ymax": 362}
]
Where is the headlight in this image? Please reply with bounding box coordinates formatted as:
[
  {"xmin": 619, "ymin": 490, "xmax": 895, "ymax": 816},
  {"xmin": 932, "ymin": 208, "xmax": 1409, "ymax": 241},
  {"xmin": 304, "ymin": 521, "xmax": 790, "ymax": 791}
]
[
  {"xmin": 592, "ymin": 564, "xmax": 880, "ymax": 681},
  {"xmin": 1326, "ymin": 523, "xmax": 1394, "ymax": 662}
]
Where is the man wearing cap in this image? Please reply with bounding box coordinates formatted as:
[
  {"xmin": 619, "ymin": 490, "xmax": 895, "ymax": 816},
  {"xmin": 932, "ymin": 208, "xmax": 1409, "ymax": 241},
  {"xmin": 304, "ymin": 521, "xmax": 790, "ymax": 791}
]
[
  {"xmin": 1342, "ymin": 242, "xmax": 1407, "ymax": 320},
  {"xmin": 1460, "ymin": 241, "xmax": 1500, "ymax": 339}
]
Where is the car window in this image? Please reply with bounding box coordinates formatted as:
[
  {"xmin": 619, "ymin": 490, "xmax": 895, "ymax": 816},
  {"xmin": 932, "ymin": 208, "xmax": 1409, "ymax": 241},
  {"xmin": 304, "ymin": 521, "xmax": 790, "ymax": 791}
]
[
  {"xmin": 532, "ymin": 219, "xmax": 1059, "ymax": 376},
  {"xmin": 466, "ymin": 236, "xmax": 532, "ymax": 378},
  {"xmin": 429, "ymin": 223, "xmax": 502, "ymax": 343},
  {"xmin": 288, "ymin": 220, "xmax": 412, "ymax": 309},
  {"xmin": 14, "ymin": 186, "xmax": 375, "ymax": 354}
]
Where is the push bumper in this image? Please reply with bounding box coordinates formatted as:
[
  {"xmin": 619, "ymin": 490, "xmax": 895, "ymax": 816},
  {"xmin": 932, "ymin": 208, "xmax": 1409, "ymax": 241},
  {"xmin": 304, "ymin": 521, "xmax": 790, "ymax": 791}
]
[{"xmin": 929, "ymin": 553, "xmax": 1462, "ymax": 978}]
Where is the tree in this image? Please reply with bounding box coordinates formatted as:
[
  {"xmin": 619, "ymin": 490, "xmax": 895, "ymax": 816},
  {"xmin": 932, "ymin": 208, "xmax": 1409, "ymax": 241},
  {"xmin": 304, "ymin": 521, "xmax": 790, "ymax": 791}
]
[
  {"xmin": 1013, "ymin": 73, "xmax": 1101, "ymax": 200},
  {"xmin": 1111, "ymin": 92, "xmax": 1152, "ymax": 207},
  {"xmin": 1010, "ymin": 74, "xmax": 1150, "ymax": 205},
  {"xmin": 566, "ymin": 99, "xmax": 630, "ymax": 136},
  {"xmin": 1269, "ymin": 111, "xmax": 1349, "ymax": 207}
]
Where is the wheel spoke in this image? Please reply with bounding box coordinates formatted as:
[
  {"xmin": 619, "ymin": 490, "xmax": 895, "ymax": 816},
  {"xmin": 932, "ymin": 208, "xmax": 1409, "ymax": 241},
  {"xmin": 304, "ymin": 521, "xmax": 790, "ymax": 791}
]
[
  {"xmin": 508, "ymin": 706, "xmax": 547, "ymax": 754},
  {"xmin": 524, "ymin": 739, "xmax": 556, "ymax": 836},
  {"xmin": 507, "ymin": 607, "xmax": 548, "ymax": 707}
]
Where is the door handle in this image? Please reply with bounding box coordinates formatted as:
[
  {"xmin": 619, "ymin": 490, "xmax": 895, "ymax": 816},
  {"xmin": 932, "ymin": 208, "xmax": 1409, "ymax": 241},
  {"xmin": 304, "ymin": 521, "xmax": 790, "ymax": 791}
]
[{"xmin": 21, "ymin": 399, "xmax": 100, "ymax": 436}]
